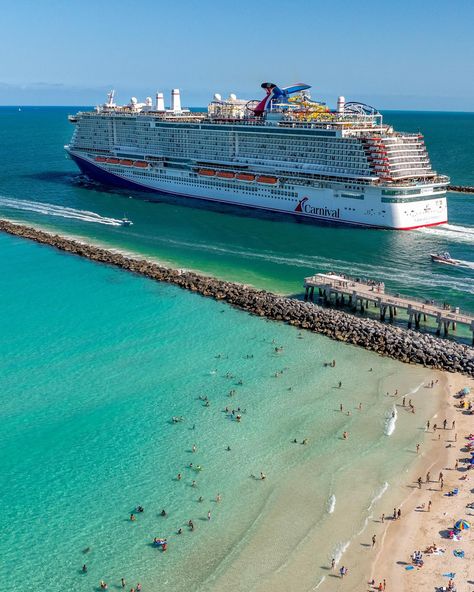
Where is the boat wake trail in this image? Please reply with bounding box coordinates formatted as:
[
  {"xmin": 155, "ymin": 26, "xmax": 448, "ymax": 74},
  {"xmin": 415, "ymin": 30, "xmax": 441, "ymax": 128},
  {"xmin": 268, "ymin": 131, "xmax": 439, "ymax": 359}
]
[
  {"xmin": 0, "ymin": 197, "xmax": 123, "ymax": 226},
  {"xmin": 418, "ymin": 223, "xmax": 474, "ymax": 245}
]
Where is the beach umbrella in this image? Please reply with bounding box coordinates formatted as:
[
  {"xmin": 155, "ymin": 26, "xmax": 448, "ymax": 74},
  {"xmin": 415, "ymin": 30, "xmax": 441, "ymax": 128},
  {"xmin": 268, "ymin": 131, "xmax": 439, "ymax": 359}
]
[{"xmin": 454, "ymin": 519, "xmax": 470, "ymax": 530}]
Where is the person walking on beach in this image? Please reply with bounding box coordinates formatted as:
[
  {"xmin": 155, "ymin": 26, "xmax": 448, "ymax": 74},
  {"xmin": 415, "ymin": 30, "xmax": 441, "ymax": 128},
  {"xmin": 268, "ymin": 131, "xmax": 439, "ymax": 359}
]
[
  {"xmin": 331, "ymin": 558, "xmax": 335, "ymax": 570},
  {"xmin": 416, "ymin": 443, "xmax": 420, "ymax": 453},
  {"xmin": 438, "ymin": 471, "xmax": 443, "ymax": 482},
  {"xmin": 397, "ymin": 508, "xmax": 401, "ymax": 520},
  {"xmin": 417, "ymin": 477, "xmax": 422, "ymax": 489},
  {"xmin": 372, "ymin": 534, "xmax": 376, "ymax": 547},
  {"xmin": 426, "ymin": 420, "xmax": 430, "ymax": 430},
  {"xmin": 426, "ymin": 471, "xmax": 430, "ymax": 483},
  {"xmin": 393, "ymin": 508, "xmax": 397, "ymax": 520},
  {"xmin": 443, "ymin": 419, "xmax": 447, "ymax": 429},
  {"xmin": 339, "ymin": 566, "xmax": 347, "ymax": 578},
  {"xmin": 428, "ymin": 500, "xmax": 432, "ymax": 512},
  {"xmin": 381, "ymin": 513, "xmax": 385, "ymax": 523},
  {"xmin": 402, "ymin": 396, "xmax": 406, "ymax": 406},
  {"xmin": 452, "ymin": 420, "xmax": 455, "ymax": 429},
  {"xmin": 340, "ymin": 403, "xmax": 343, "ymax": 412}
]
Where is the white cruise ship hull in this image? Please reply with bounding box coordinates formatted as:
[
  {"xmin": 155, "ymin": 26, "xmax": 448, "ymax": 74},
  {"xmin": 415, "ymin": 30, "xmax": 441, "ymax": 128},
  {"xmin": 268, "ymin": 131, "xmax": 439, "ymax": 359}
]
[{"xmin": 68, "ymin": 150, "xmax": 448, "ymax": 230}]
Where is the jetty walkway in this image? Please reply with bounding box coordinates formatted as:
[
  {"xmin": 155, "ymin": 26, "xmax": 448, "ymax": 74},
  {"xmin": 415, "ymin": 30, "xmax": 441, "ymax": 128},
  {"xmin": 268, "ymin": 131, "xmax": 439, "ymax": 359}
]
[{"xmin": 304, "ymin": 272, "xmax": 474, "ymax": 344}]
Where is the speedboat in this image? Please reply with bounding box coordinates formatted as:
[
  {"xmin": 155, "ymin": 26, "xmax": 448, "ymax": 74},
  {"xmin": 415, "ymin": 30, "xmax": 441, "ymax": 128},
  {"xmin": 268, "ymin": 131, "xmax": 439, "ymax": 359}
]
[
  {"xmin": 430, "ymin": 252, "xmax": 460, "ymax": 266},
  {"xmin": 120, "ymin": 217, "xmax": 133, "ymax": 227}
]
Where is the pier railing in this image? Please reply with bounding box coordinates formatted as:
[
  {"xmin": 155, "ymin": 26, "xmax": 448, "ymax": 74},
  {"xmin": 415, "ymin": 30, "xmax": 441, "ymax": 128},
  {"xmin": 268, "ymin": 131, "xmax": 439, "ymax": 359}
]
[{"xmin": 304, "ymin": 272, "xmax": 474, "ymax": 343}]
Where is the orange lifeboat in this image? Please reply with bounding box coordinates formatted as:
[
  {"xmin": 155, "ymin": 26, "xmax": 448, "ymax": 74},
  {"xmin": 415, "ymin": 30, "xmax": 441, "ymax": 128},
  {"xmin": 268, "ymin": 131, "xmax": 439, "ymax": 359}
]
[
  {"xmin": 95, "ymin": 156, "xmax": 107, "ymax": 163},
  {"xmin": 236, "ymin": 173, "xmax": 255, "ymax": 182},
  {"xmin": 198, "ymin": 169, "xmax": 216, "ymax": 176},
  {"xmin": 106, "ymin": 157, "xmax": 120, "ymax": 164},
  {"xmin": 216, "ymin": 171, "xmax": 235, "ymax": 179},
  {"xmin": 133, "ymin": 161, "xmax": 148, "ymax": 168},
  {"xmin": 119, "ymin": 159, "xmax": 134, "ymax": 166},
  {"xmin": 257, "ymin": 176, "xmax": 278, "ymax": 185}
]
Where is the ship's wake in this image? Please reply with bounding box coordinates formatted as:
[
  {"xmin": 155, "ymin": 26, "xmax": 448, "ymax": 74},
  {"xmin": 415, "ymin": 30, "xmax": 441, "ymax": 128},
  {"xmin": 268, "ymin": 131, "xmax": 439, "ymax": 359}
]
[
  {"xmin": 418, "ymin": 223, "xmax": 474, "ymax": 246},
  {"xmin": 0, "ymin": 197, "xmax": 123, "ymax": 226}
]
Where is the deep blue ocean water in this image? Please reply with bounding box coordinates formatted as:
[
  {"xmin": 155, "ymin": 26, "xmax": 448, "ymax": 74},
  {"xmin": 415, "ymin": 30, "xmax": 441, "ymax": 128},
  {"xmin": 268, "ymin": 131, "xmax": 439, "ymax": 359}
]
[
  {"xmin": 0, "ymin": 107, "xmax": 472, "ymax": 591},
  {"xmin": 0, "ymin": 107, "xmax": 472, "ymax": 312}
]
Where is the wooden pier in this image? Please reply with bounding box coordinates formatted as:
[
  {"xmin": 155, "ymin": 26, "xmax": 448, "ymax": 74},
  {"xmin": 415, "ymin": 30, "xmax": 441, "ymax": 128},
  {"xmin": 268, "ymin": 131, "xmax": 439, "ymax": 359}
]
[{"xmin": 304, "ymin": 272, "xmax": 474, "ymax": 344}]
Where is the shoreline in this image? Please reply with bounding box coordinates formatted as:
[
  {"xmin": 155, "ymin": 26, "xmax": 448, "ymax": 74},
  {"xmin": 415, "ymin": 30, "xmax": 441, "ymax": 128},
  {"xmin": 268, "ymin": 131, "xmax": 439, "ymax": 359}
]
[
  {"xmin": 0, "ymin": 217, "xmax": 473, "ymax": 377},
  {"xmin": 370, "ymin": 373, "xmax": 474, "ymax": 592}
]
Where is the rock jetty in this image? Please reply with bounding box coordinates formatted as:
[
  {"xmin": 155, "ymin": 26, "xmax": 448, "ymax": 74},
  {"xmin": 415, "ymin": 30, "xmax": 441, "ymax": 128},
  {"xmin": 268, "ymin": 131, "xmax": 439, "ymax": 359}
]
[
  {"xmin": 448, "ymin": 185, "xmax": 474, "ymax": 194},
  {"xmin": 1, "ymin": 218, "xmax": 473, "ymax": 377}
]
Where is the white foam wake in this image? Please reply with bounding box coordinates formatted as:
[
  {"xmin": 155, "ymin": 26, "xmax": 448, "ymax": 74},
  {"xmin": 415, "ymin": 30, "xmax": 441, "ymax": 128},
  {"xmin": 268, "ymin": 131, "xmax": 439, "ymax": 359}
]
[
  {"xmin": 418, "ymin": 223, "xmax": 474, "ymax": 245},
  {"xmin": 384, "ymin": 406, "xmax": 397, "ymax": 436},
  {"xmin": 0, "ymin": 196, "xmax": 123, "ymax": 226},
  {"xmin": 327, "ymin": 494, "xmax": 336, "ymax": 514}
]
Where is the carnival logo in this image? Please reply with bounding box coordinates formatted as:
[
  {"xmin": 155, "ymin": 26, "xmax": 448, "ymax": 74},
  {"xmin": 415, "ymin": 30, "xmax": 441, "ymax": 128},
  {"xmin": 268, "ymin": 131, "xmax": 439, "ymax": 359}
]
[
  {"xmin": 295, "ymin": 197, "xmax": 308, "ymax": 212},
  {"xmin": 294, "ymin": 197, "xmax": 340, "ymax": 219}
]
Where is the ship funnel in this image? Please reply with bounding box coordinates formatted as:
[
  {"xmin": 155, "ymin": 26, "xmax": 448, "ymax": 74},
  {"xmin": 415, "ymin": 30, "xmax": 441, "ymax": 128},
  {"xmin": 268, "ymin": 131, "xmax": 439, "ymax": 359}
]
[
  {"xmin": 336, "ymin": 96, "xmax": 345, "ymax": 113},
  {"xmin": 171, "ymin": 88, "xmax": 182, "ymax": 112},
  {"xmin": 156, "ymin": 92, "xmax": 165, "ymax": 111}
]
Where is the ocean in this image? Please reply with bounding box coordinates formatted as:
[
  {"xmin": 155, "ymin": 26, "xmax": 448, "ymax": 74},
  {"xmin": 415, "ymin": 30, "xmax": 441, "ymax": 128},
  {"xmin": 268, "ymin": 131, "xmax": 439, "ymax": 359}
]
[
  {"xmin": 0, "ymin": 107, "xmax": 472, "ymax": 311},
  {"xmin": 0, "ymin": 107, "xmax": 472, "ymax": 591}
]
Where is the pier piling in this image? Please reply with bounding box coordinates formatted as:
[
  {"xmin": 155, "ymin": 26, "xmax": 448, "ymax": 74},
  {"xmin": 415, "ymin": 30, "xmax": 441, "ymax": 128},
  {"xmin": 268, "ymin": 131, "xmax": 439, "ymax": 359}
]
[{"xmin": 304, "ymin": 272, "xmax": 474, "ymax": 345}]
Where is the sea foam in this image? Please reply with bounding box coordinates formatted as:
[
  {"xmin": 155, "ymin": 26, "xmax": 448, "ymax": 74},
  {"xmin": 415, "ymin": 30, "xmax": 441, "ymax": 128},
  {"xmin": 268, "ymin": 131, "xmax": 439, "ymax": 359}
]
[
  {"xmin": 327, "ymin": 494, "xmax": 336, "ymax": 514},
  {"xmin": 384, "ymin": 405, "xmax": 397, "ymax": 436}
]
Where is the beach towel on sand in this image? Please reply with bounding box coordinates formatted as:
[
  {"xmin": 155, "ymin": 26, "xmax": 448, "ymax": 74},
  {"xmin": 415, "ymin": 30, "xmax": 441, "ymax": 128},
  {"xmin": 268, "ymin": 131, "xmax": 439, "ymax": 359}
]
[
  {"xmin": 443, "ymin": 572, "xmax": 456, "ymax": 578},
  {"xmin": 453, "ymin": 549, "xmax": 464, "ymax": 558}
]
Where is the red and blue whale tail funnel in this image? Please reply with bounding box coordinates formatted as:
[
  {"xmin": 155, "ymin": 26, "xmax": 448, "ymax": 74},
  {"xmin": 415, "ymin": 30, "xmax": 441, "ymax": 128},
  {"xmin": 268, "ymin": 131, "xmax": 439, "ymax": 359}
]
[{"xmin": 253, "ymin": 82, "xmax": 311, "ymax": 115}]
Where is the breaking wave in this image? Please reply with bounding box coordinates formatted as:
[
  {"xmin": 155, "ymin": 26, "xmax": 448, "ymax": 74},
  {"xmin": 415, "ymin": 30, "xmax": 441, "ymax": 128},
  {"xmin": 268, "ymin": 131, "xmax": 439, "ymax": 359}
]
[
  {"xmin": 327, "ymin": 494, "xmax": 336, "ymax": 514},
  {"xmin": 384, "ymin": 406, "xmax": 397, "ymax": 436}
]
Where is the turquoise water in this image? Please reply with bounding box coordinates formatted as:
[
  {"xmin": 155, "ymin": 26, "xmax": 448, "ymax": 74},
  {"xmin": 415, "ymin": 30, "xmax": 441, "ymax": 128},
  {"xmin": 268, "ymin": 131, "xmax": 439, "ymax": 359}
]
[
  {"xmin": 0, "ymin": 233, "xmax": 442, "ymax": 591},
  {"xmin": 0, "ymin": 107, "xmax": 472, "ymax": 313},
  {"xmin": 0, "ymin": 108, "xmax": 471, "ymax": 590}
]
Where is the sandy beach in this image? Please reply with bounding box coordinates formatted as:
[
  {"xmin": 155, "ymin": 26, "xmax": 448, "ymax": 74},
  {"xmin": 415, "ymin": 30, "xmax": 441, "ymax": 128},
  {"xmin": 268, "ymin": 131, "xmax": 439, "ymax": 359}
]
[{"xmin": 371, "ymin": 373, "xmax": 474, "ymax": 592}]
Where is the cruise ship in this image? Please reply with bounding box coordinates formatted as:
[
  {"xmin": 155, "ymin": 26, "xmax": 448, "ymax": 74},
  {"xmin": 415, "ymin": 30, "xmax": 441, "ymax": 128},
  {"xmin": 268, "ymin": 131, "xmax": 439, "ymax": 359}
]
[{"xmin": 65, "ymin": 82, "xmax": 449, "ymax": 229}]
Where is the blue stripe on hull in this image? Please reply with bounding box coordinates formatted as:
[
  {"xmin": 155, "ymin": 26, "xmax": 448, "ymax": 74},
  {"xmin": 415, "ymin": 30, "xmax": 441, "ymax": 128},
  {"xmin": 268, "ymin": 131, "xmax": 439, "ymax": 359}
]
[
  {"xmin": 69, "ymin": 154, "xmax": 145, "ymax": 191},
  {"xmin": 67, "ymin": 152, "xmax": 394, "ymax": 229}
]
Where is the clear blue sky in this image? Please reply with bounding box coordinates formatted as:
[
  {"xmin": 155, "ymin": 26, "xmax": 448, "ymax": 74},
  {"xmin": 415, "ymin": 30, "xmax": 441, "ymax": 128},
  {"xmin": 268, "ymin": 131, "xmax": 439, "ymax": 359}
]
[{"xmin": 1, "ymin": 0, "xmax": 473, "ymax": 110}]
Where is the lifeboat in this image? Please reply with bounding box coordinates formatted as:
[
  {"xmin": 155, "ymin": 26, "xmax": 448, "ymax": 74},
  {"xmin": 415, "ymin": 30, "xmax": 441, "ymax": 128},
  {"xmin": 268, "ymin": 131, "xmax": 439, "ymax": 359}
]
[
  {"xmin": 106, "ymin": 158, "xmax": 120, "ymax": 164},
  {"xmin": 198, "ymin": 169, "xmax": 215, "ymax": 176},
  {"xmin": 216, "ymin": 171, "xmax": 235, "ymax": 179},
  {"xmin": 95, "ymin": 156, "xmax": 107, "ymax": 163},
  {"xmin": 119, "ymin": 159, "xmax": 134, "ymax": 166},
  {"xmin": 257, "ymin": 176, "xmax": 278, "ymax": 185},
  {"xmin": 236, "ymin": 173, "xmax": 255, "ymax": 182},
  {"xmin": 133, "ymin": 161, "xmax": 149, "ymax": 168}
]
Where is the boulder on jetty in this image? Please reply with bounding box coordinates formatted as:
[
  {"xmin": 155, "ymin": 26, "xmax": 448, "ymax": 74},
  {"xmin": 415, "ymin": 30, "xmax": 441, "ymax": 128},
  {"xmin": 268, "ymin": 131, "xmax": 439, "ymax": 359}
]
[{"xmin": 1, "ymin": 219, "xmax": 473, "ymax": 377}]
